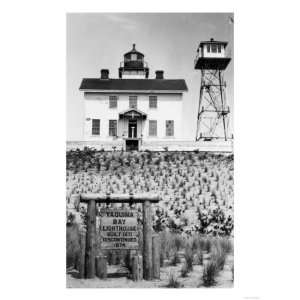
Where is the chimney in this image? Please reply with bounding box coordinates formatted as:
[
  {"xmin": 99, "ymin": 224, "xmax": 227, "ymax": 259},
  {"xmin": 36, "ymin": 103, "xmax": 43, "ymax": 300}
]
[
  {"xmin": 155, "ymin": 70, "xmax": 164, "ymax": 79},
  {"xmin": 100, "ymin": 69, "xmax": 109, "ymax": 79}
]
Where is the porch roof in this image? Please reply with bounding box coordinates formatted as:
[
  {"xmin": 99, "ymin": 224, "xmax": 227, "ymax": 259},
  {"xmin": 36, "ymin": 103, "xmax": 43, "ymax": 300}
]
[{"xmin": 119, "ymin": 108, "xmax": 147, "ymax": 119}]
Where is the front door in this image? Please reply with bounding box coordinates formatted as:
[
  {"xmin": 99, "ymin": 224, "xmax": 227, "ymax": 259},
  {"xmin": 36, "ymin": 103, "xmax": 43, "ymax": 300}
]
[{"xmin": 128, "ymin": 120, "xmax": 137, "ymax": 138}]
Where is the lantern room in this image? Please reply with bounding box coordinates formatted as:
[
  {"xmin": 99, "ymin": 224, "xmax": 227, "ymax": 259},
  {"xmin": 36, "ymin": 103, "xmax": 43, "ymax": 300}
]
[
  {"xmin": 119, "ymin": 44, "xmax": 149, "ymax": 79},
  {"xmin": 194, "ymin": 38, "xmax": 231, "ymax": 70}
]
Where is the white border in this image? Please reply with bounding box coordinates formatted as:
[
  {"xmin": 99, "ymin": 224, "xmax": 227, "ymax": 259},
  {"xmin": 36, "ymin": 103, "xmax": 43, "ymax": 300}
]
[{"xmin": 1, "ymin": 1, "xmax": 300, "ymax": 300}]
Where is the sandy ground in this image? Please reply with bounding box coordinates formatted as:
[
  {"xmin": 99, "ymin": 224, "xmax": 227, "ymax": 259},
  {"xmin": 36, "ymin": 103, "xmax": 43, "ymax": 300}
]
[{"xmin": 67, "ymin": 254, "xmax": 233, "ymax": 288}]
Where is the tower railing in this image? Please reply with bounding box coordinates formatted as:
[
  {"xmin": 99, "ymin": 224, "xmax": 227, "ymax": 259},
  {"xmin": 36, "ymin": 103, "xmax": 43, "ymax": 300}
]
[{"xmin": 120, "ymin": 60, "xmax": 148, "ymax": 68}]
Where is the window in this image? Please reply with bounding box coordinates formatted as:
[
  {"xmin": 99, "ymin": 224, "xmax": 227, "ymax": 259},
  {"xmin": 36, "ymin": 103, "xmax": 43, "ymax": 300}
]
[
  {"xmin": 109, "ymin": 120, "xmax": 117, "ymax": 136},
  {"xmin": 109, "ymin": 95, "xmax": 118, "ymax": 108},
  {"xmin": 131, "ymin": 54, "xmax": 137, "ymax": 60},
  {"xmin": 217, "ymin": 44, "xmax": 221, "ymax": 53},
  {"xmin": 166, "ymin": 120, "xmax": 174, "ymax": 136},
  {"xmin": 92, "ymin": 119, "xmax": 100, "ymax": 135},
  {"xmin": 129, "ymin": 96, "xmax": 137, "ymax": 109},
  {"xmin": 211, "ymin": 44, "xmax": 217, "ymax": 53},
  {"xmin": 149, "ymin": 120, "xmax": 157, "ymax": 136},
  {"xmin": 207, "ymin": 44, "xmax": 210, "ymax": 52},
  {"xmin": 149, "ymin": 95, "xmax": 157, "ymax": 108}
]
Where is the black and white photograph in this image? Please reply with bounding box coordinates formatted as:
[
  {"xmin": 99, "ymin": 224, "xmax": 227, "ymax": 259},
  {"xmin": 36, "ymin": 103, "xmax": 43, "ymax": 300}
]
[
  {"xmin": 66, "ymin": 12, "xmax": 234, "ymax": 288},
  {"xmin": 2, "ymin": 1, "xmax": 300, "ymax": 299}
]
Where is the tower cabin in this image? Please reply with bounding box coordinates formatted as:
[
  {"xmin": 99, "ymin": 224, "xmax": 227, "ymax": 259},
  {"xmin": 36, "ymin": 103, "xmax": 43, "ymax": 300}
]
[
  {"xmin": 194, "ymin": 38, "xmax": 231, "ymax": 70},
  {"xmin": 119, "ymin": 44, "xmax": 149, "ymax": 79}
]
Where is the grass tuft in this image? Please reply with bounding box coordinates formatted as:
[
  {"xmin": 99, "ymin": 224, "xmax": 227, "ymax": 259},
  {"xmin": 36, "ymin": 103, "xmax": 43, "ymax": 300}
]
[
  {"xmin": 166, "ymin": 272, "xmax": 182, "ymax": 288},
  {"xmin": 181, "ymin": 262, "xmax": 189, "ymax": 277},
  {"xmin": 202, "ymin": 261, "xmax": 218, "ymax": 287},
  {"xmin": 184, "ymin": 246, "xmax": 194, "ymax": 272},
  {"xmin": 169, "ymin": 250, "xmax": 181, "ymax": 266},
  {"xmin": 194, "ymin": 250, "xmax": 203, "ymax": 265},
  {"xmin": 211, "ymin": 245, "xmax": 227, "ymax": 271},
  {"xmin": 219, "ymin": 238, "xmax": 233, "ymax": 254}
]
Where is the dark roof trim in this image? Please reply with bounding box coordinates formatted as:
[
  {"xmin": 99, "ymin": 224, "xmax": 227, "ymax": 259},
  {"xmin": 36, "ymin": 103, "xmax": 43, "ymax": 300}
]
[
  {"xmin": 199, "ymin": 40, "xmax": 228, "ymax": 47},
  {"xmin": 124, "ymin": 50, "xmax": 144, "ymax": 56},
  {"xmin": 79, "ymin": 78, "xmax": 188, "ymax": 92}
]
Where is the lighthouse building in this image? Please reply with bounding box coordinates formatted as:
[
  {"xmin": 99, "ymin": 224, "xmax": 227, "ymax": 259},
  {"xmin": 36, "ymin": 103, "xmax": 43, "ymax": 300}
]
[{"xmin": 79, "ymin": 44, "xmax": 188, "ymax": 151}]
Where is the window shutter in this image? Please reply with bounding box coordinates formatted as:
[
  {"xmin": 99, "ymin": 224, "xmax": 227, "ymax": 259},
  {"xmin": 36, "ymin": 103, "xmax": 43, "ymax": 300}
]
[
  {"xmin": 109, "ymin": 120, "xmax": 117, "ymax": 136},
  {"xmin": 166, "ymin": 120, "xmax": 174, "ymax": 136},
  {"xmin": 109, "ymin": 95, "xmax": 118, "ymax": 108},
  {"xmin": 149, "ymin": 96, "xmax": 157, "ymax": 108},
  {"xmin": 149, "ymin": 120, "xmax": 157, "ymax": 136},
  {"xmin": 129, "ymin": 96, "xmax": 138, "ymax": 109},
  {"xmin": 92, "ymin": 119, "xmax": 100, "ymax": 135}
]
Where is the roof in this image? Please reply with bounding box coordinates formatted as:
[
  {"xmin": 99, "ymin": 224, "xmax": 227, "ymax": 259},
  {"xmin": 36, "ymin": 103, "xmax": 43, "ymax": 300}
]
[
  {"xmin": 119, "ymin": 108, "xmax": 147, "ymax": 119},
  {"xmin": 199, "ymin": 40, "xmax": 228, "ymax": 48},
  {"xmin": 124, "ymin": 44, "xmax": 144, "ymax": 56},
  {"xmin": 79, "ymin": 78, "xmax": 188, "ymax": 92}
]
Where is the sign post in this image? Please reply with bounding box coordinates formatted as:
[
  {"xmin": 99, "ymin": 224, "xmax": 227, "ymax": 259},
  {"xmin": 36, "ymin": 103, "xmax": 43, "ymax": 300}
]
[
  {"xmin": 85, "ymin": 199, "xmax": 96, "ymax": 278},
  {"xmin": 80, "ymin": 193, "xmax": 159, "ymax": 280}
]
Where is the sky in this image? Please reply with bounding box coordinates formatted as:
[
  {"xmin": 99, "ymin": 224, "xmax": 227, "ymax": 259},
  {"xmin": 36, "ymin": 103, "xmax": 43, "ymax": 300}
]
[{"xmin": 67, "ymin": 13, "xmax": 234, "ymax": 141}]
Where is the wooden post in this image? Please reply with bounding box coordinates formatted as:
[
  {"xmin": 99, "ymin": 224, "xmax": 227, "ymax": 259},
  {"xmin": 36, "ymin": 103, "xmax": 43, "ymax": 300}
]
[
  {"xmin": 128, "ymin": 250, "xmax": 136, "ymax": 270},
  {"xmin": 143, "ymin": 200, "xmax": 153, "ymax": 280},
  {"xmin": 138, "ymin": 254, "xmax": 143, "ymax": 280},
  {"xmin": 78, "ymin": 230, "xmax": 86, "ymax": 279},
  {"xmin": 85, "ymin": 199, "xmax": 96, "ymax": 278},
  {"xmin": 132, "ymin": 254, "xmax": 143, "ymax": 281},
  {"xmin": 152, "ymin": 234, "xmax": 160, "ymax": 279},
  {"xmin": 132, "ymin": 255, "xmax": 139, "ymax": 281},
  {"xmin": 96, "ymin": 255, "xmax": 107, "ymax": 279}
]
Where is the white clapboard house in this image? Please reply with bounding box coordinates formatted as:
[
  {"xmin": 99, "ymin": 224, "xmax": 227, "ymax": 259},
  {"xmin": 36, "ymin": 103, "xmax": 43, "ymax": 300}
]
[{"xmin": 79, "ymin": 44, "xmax": 188, "ymax": 151}]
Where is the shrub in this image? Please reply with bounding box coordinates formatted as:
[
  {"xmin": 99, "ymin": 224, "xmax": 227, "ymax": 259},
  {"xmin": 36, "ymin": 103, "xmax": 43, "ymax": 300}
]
[
  {"xmin": 66, "ymin": 223, "xmax": 81, "ymax": 269},
  {"xmin": 66, "ymin": 150, "xmax": 234, "ymax": 237},
  {"xmin": 170, "ymin": 250, "xmax": 181, "ymax": 266},
  {"xmin": 173, "ymin": 234, "xmax": 185, "ymax": 251},
  {"xmin": 160, "ymin": 252, "xmax": 164, "ymax": 267},
  {"xmin": 202, "ymin": 261, "xmax": 218, "ymax": 287},
  {"xmin": 194, "ymin": 250, "xmax": 203, "ymax": 265},
  {"xmin": 181, "ymin": 262, "xmax": 189, "ymax": 277},
  {"xmin": 184, "ymin": 246, "xmax": 193, "ymax": 272},
  {"xmin": 166, "ymin": 272, "xmax": 182, "ymax": 288},
  {"xmin": 219, "ymin": 238, "xmax": 233, "ymax": 254},
  {"xmin": 211, "ymin": 246, "xmax": 227, "ymax": 271},
  {"xmin": 202, "ymin": 238, "xmax": 212, "ymax": 253}
]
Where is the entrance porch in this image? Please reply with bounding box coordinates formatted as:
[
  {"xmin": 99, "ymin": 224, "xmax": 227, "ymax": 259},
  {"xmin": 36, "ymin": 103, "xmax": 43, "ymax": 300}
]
[{"xmin": 119, "ymin": 108, "xmax": 147, "ymax": 151}]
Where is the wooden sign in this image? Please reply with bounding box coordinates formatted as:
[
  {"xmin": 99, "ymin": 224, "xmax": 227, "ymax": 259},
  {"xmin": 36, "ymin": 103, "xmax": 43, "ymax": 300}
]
[{"xmin": 100, "ymin": 209, "xmax": 139, "ymax": 250}]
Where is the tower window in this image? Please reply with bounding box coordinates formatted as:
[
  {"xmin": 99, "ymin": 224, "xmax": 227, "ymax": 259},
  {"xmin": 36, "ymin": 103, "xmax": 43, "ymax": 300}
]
[
  {"xmin": 149, "ymin": 95, "xmax": 157, "ymax": 108},
  {"xmin": 92, "ymin": 119, "xmax": 100, "ymax": 135},
  {"xmin": 166, "ymin": 120, "xmax": 174, "ymax": 136},
  {"xmin": 109, "ymin": 120, "xmax": 117, "ymax": 136},
  {"xmin": 211, "ymin": 44, "xmax": 217, "ymax": 53},
  {"xmin": 131, "ymin": 54, "xmax": 137, "ymax": 60},
  {"xmin": 207, "ymin": 44, "xmax": 210, "ymax": 52},
  {"xmin": 109, "ymin": 95, "xmax": 118, "ymax": 108},
  {"xmin": 129, "ymin": 96, "xmax": 137, "ymax": 109},
  {"xmin": 217, "ymin": 44, "xmax": 221, "ymax": 53},
  {"xmin": 149, "ymin": 120, "xmax": 157, "ymax": 136}
]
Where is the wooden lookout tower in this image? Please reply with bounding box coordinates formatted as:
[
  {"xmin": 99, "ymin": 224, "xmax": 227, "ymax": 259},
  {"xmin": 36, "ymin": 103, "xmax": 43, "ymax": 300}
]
[{"xmin": 194, "ymin": 38, "xmax": 231, "ymax": 141}]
